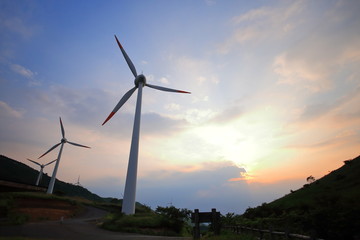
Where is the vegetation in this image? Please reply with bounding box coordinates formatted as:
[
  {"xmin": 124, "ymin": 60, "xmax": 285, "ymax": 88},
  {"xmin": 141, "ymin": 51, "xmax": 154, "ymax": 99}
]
[
  {"xmin": 0, "ymin": 192, "xmax": 83, "ymax": 224},
  {"xmin": 0, "ymin": 155, "xmax": 104, "ymax": 202},
  {"xmin": 201, "ymin": 230, "xmax": 256, "ymax": 240},
  {"xmin": 102, "ymin": 205, "xmax": 192, "ymax": 237},
  {"xmin": 219, "ymin": 155, "xmax": 360, "ymax": 240}
]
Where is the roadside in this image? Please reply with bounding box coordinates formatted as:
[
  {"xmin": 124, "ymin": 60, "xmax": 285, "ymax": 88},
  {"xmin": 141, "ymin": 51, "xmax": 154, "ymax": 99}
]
[{"xmin": 0, "ymin": 206, "xmax": 191, "ymax": 240}]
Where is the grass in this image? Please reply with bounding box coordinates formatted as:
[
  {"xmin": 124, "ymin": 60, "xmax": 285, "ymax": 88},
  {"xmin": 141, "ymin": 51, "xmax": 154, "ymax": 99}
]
[
  {"xmin": 102, "ymin": 210, "xmax": 192, "ymax": 237},
  {"xmin": 201, "ymin": 230, "xmax": 256, "ymax": 240}
]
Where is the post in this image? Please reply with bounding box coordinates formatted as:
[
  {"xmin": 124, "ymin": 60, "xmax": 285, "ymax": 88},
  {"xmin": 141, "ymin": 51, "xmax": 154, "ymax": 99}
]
[
  {"xmin": 193, "ymin": 209, "xmax": 200, "ymax": 239},
  {"xmin": 211, "ymin": 208, "xmax": 220, "ymax": 235},
  {"xmin": 285, "ymin": 227, "xmax": 290, "ymax": 240},
  {"xmin": 269, "ymin": 226, "xmax": 274, "ymax": 240}
]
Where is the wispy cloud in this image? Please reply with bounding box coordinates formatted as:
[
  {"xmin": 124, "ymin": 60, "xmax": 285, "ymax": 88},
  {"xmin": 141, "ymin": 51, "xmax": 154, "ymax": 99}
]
[
  {"xmin": 273, "ymin": 53, "xmax": 332, "ymax": 93},
  {"xmin": 210, "ymin": 105, "xmax": 243, "ymax": 124},
  {"xmin": 10, "ymin": 63, "xmax": 41, "ymax": 86},
  {"xmin": 218, "ymin": 1, "xmax": 305, "ymax": 54},
  {"xmin": 1, "ymin": 17, "xmax": 39, "ymax": 39},
  {"xmin": 11, "ymin": 64, "xmax": 35, "ymax": 78},
  {"xmin": 298, "ymin": 87, "xmax": 360, "ymax": 122},
  {"xmin": 0, "ymin": 101, "xmax": 24, "ymax": 119}
]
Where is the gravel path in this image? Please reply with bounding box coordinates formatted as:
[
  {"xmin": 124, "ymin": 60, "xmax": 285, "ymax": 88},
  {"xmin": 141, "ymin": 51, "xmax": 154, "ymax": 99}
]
[{"xmin": 0, "ymin": 206, "xmax": 192, "ymax": 240}]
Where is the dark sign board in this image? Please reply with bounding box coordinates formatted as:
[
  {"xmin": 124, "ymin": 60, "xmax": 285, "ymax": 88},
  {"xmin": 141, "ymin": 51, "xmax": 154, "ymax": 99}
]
[{"xmin": 191, "ymin": 211, "xmax": 220, "ymax": 223}]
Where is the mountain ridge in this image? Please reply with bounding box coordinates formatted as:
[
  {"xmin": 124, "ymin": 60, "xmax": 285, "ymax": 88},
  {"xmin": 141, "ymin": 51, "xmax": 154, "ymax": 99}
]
[{"xmin": 0, "ymin": 155, "xmax": 105, "ymax": 202}]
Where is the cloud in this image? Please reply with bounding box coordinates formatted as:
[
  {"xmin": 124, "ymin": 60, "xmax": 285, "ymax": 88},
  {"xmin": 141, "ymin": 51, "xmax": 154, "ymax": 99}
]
[
  {"xmin": 0, "ymin": 101, "xmax": 24, "ymax": 119},
  {"xmin": 11, "ymin": 64, "xmax": 34, "ymax": 78},
  {"xmin": 174, "ymin": 56, "xmax": 219, "ymax": 84},
  {"xmin": 1, "ymin": 17, "xmax": 38, "ymax": 39},
  {"xmin": 285, "ymin": 131, "xmax": 359, "ymax": 150},
  {"xmin": 136, "ymin": 160, "xmax": 249, "ymax": 212},
  {"xmin": 183, "ymin": 108, "xmax": 217, "ymax": 125},
  {"xmin": 271, "ymin": 1, "xmax": 360, "ymax": 93},
  {"xmin": 204, "ymin": 0, "xmax": 216, "ymax": 6},
  {"xmin": 165, "ymin": 103, "xmax": 181, "ymax": 111},
  {"xmin": 159, "ymin": 77, "xmax": 169, "ymax": 84},
  {"xmin": 218, "ymin": 1, "xmax": 304, "ymax": 54},
  {"xmin": 210, "ymin": 105, "xmax": 243, "ymax": 124},
  {"xmin": 133, "ymin": 160, "xmax": 305, "ymax": 213},
  {"xmin": 298, "ymin": 86, "xmax": 360, "ymax": 122},
  {"xmin": 273, "ymin": 53, "xmax": 332, "ymax": 93},
  {"xmin": 141, "ymin": 112, "xmax": 188, "ymax": 136},
  {"xmin": 8, "ymin": 63, "xmax": 41, "ymax": 86}
]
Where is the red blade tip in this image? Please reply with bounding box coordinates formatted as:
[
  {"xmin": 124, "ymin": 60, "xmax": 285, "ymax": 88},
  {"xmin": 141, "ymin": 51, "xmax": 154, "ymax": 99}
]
[
  {"xmin": 178, "ymin": 90, "xmax": 191, "ymax": 94},
  {"xmin": 114, "ymin": 35, "xmax": 123, "ymax": 49},
  {"xmin": 102, "ymin": 112, "xmax": 116, "ymax": 125}
]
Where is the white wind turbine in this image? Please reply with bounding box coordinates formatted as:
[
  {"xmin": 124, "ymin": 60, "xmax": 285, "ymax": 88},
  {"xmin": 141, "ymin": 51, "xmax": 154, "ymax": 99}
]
[
  {"xmin": 27, "ymin": 158, "xmax": 57, "ymax": 186},
  {"xmin": 102, "ymin": 35, "xmax": 190, "ymax": 215},
  {"xmin": 38, "ymin": 117, "xmax": 90, "ymax": 194}
]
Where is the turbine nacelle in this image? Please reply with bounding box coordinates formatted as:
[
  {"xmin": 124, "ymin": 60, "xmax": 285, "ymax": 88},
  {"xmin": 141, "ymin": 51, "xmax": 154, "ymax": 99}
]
[
  {"xmin": 61, "ymin": 138, "xmax": 67, "ymax": 143},
  {"xmin": 135, "ymin": 74, "xmax": 146, "ymax": 87}
]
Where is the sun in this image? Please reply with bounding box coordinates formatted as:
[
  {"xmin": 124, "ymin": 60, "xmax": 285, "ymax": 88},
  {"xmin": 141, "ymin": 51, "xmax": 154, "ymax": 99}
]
[{"xmin": 191, "ymin": 106, "xmax": 286, "ymax": 174}]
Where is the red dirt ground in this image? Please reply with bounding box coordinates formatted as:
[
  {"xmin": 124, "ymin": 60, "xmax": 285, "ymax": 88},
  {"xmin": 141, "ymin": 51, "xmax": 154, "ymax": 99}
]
[{"xmin": 12, "ymin": 197, "xmax": 80, "ymax": 221}]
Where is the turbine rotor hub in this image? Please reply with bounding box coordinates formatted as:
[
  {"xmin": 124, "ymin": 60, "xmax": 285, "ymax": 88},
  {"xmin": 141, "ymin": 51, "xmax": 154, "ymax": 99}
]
[
  {"xmin": 134, "ymin": 74, "xmax": 146, "ymax": 87},
  {"xmin": 61, "ymin": 138, "xmax": 67, "ymax": 143}
]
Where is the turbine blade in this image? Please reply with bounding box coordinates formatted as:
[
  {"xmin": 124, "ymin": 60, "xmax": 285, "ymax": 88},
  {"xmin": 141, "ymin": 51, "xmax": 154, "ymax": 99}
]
[
  {"xmin": 44, "ymin": 159, "xmax": 57, "ymax": 166},
  {"xmin": 27, "ymin": 158, "xmax": 41, "ymax": 166},
  {"xmin": 115, "ymin": 35, "xmax": 138, "ymax": 78},
  {"xmin": 67, "ymin": 141, "xmax": 91, "ymax": 149},
  {"xmin": 146, "ymin": 83, "xmax": 191, "ymax": 94},
  {"xmin": 60, "ymin": 117, "xmax": 65, "ymax": 138},
  {"xmin": 102, "ymin": 86, "xmax": 137, "ymax": 125},
  {"xmin": 38, "ymin": 142, "xmax": 61, "ymax": 159}
]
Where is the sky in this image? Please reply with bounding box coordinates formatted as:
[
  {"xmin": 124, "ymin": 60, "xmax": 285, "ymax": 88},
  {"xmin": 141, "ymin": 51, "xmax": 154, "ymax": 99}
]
[{"xmin": 1, "ymin": 0, "xmax": 359, "ymax": 214}]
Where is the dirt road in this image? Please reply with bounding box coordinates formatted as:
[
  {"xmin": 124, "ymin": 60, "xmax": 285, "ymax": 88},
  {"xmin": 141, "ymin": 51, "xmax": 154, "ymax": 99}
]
[{"xmin": 0, "ymin": 206, "xmax": 191, "ymax": 240}]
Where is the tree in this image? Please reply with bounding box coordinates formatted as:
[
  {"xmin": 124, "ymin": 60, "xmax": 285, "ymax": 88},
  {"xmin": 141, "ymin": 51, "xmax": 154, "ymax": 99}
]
[
  {"xmin": 306, "ymin": 175, "xmax": 315, "ymax": 183},
  {"xmin": 155, "ymin": 206, "xmax": 191, "ymax": 233}
]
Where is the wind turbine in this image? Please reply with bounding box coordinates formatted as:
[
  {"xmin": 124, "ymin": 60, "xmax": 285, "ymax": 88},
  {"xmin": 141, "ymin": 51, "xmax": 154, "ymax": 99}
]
[
  {"xmin": 75, "ymin": 175, "xmax": 81, "ymax": 186},
  {"xmin": 27, "ymin": 158, "xmax": 57, "ymax": 186},
  {"xmin": 102, "ymin": 35, "xmax": 190, "ymax": 215},
  {"xmin": 38, "ymin": 117, "xmax": 90, "ymax": 194}
]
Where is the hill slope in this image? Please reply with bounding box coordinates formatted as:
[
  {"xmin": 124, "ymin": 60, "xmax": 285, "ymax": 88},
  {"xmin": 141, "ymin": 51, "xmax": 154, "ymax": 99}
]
[
  {"xmin": 0, "ymin": 155, "xmax": 103, "ymax": 202},
  {"xmin": 240, "ymin": 155, "xmax": 360, "ymax": 239},
  {"xmin": 270, "ymin": 155, "xmax": 360, "ymax": 209}
]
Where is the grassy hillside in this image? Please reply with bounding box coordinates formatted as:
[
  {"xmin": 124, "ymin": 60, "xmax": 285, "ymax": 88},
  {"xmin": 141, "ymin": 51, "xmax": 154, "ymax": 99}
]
[
  {"xmin": 0, "ymin": 155, "xmax": 103, "ymax": 202},
  {"xmin": 269, "ymin": 155, "xmax": 360, "ymax": 209},
  {"xmin": 235, "ymin": 155, "xmax": 360, "ymax": 240}
]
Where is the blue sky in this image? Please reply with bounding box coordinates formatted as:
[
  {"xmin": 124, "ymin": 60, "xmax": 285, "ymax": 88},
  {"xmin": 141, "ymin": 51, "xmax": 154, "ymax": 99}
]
[{"xmin": 1, "ymin": 0, "xmax": 360, "ymax": 214}]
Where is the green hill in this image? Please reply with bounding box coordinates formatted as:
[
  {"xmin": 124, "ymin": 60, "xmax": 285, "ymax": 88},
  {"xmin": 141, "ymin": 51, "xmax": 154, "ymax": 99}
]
[
  {"xmin": 238, "ymin": 155, "xmax": 360, "ymax": 239},
  {"xmin": 0, "ymin": 155, "xmax": 104, "ymax": 202}
]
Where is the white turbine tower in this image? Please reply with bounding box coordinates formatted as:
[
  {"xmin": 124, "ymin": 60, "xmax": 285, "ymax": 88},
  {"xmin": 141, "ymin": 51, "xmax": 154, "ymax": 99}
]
[
  {"xmin": 27, "ymin": 158, "xmax": 57, "ymax": 186},
  {"xmin": 38, "ymin": 117, "xmax": 90, "ymax": 194},
  {"xmin": 102, "ymin": 35, "xmax": 190, "ymax": 215}
]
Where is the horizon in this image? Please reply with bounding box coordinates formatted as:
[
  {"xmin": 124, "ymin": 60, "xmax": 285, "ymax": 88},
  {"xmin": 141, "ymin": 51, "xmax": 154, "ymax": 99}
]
[{"xmin": 0, "ymin": 0, "xmax": 359, "ymax": 214}]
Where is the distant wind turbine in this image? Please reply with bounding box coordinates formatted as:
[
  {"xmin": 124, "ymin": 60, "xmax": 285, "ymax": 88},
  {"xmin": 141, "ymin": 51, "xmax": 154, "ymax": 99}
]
[
  {"xmin": 27, "ymin": 158, "xmax": 57, "ymax": 186},
  {"xmin": 38, "ymin": 117, "xmax": 90, "ymax": 194},
  {"xmin": 102, "ymin": 35, "xmax": 190, "ymax": 215},
  {"xmin": 75, "ymin": 175, "xmax": 81, "ymax": 186}
]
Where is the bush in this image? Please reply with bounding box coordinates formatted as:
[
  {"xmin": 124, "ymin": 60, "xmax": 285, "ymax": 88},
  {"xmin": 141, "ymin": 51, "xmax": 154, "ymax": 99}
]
[{"xmin": 101, "ymin": 206, "xmax": 192, "ymax": 236}]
